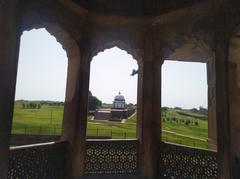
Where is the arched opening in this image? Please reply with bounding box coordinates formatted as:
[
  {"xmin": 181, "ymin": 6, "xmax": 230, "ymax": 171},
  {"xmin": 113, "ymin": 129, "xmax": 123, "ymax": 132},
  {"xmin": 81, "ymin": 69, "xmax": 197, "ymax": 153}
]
[
  {"xmin": 11, "ymin": 28, "xmax": 68, "ymax": 146},
  {"xmin": 161, "ymin": 60, "xmax": 208, "ymax": 149},
  {"xmin": 87, "ymin": 46, "xmax": 138, "ymax": 139}
]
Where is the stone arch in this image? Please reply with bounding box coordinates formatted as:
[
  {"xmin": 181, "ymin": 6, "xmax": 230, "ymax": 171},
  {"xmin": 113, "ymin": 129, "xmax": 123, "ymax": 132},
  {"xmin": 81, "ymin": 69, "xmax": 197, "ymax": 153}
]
[
  {"xmin": 21, "ymin": 23, "xmax": 80, "ymax": 63},
  {"xmin": 166, "ymin": 41, "xmax": 213, "ymax": 63},
  {"xmin": 88, "ymin": 38, "xmax": 139, "ymax": 139},
  {"xmin": 158, "ymin": 32, "xmax": 217, "ymax": 149},
  {"xmin": 153, "ymin": 17, "xmax": 214, "ymax": 63},
  {"xmin": 20, "ymin": 22, "xmax": 81, "ymax": 102},
  {"xmin": 90, "ymin": 39, "xmax": 142, "ymax": 63}
]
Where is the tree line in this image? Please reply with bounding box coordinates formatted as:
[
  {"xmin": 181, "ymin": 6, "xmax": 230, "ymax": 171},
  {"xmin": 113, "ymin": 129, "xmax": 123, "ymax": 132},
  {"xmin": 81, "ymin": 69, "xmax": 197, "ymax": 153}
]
[
  {"xmin": 20, "ymin": 91, "xmax": 102, "ymax": 111},
  {"xmin": 162, "ymin": 106, "xmax": 208, "ymax": 115},
  {"xmin": 22, "ymin": 102, "xmax": 41, "ymax": 109},
  {"xmin": 21, "ymin": 101, "xmax": 64, "ymax": 109}
]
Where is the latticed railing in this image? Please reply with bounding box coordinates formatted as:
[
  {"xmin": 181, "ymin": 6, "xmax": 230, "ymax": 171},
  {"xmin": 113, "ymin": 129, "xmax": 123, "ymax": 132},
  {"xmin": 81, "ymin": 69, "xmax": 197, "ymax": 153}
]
[
  {"xmin": 7, "ymin": 139, "xmax": 218, "ymax": 178},
  {"xmin": 8, "ymin": 141, "xmax": 67, "ymax": 179},
  {"xmin": 159, "ymin": 142, "xmax": 218, "ymax": 179},
  {"xmin": 85, "ymin": 139, "xmax": 139, "ymax": 175}
]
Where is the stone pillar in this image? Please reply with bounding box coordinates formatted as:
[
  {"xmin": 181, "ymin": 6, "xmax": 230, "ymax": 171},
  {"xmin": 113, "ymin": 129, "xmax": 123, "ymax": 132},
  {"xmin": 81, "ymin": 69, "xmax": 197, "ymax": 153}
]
[
  {"xmin": 71, "ymin": 51, "xmax": 91, "ymax": 177},
  {"xmin": 215, "ymin": 43, "xmax": 231, "ymax": 179},
  {"xmin": 61, "ymin": 48, "xmax": 81, "ymax": 177},
  {"xmin": 215, "ymin": 19, "xmax": 231, "ymax": 179},
  {"xmin": 207, "ymin": 58, "xmax": 217, "ymax": 150},
  {"xmin": 228, "ymin": 62, "xmax": 240, "ymax": 178},
  {"xmin": 61, "ymin": 47, "xmax": 91, "ymax": 178},
  {"xmin": 137, "ymin": 59, "xmax": 162, "ymax": 178},
  {"xmin": 0, "ymin": 1, "xmax": 20, "ymax": 178},
  {"xmin": 62, "ymin": 54, "xmax": 81, "ymax": 142}
]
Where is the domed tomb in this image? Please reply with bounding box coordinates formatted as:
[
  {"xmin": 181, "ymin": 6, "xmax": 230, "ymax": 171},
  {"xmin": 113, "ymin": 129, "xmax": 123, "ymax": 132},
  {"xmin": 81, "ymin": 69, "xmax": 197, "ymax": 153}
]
[{"xmin": 113, "ymin": 92, "xmax": 126, "ymax": 109}]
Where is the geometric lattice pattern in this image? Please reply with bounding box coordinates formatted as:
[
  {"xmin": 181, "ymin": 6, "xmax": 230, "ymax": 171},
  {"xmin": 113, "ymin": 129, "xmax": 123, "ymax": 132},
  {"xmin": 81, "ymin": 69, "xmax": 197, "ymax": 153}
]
[
  {"xmin": 159, "ymin": 143, "xmax": 218, "ymax": 179},
  {"xmin": 8, "ymin": 141, "xmax": 67, "ymax": 179},
  {"xmin": 85, "ymin": 139, "xmax": 138, "ymax": 175}
]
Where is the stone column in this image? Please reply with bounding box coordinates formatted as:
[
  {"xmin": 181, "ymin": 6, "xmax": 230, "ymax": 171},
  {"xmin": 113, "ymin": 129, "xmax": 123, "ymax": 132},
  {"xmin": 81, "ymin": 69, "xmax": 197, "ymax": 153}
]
[
  {"xmin": 228, "ymin": 62, "xmax": 240, "ymax": 178},
  {"xmin": 137, "ymin": 58, "xmax": 162, "ymax": 178},
  {"xmin": 207, "ymin": 58, "xmax": 217, "ymax": 150},
  {"xmin": 215, "ymin": 43, "xmax": 231, "ymax": 179},
  {"xmin": 0, "ymin": 1, "xmax": 20, "ymax": 178},
  {"xmin": 71, "ymin": 51, "xmax": 91, "ymax": 177},
  {"xmin": 61, "ymin": 48, "xmax": 81, "ymax": 177},
  {"xmin": 213, "ymin": 1, "xmax": 232, "ymax": 178},
  {"xmin": 214, "ymin": 18, "xmax": 231, "ymax": 179},
  {"xmin": 61, "ymin": 47, "xmax": 91, "ymax": 178}
]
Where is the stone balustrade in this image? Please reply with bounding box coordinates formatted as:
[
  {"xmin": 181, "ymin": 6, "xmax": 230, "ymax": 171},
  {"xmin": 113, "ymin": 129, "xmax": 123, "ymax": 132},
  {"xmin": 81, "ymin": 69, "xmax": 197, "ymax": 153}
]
[
  {"xmin": 159, "ymin": 142, "xmax": 218, "ymax": 179},
  {"xmin": 8, "ymin": 141, "xmax": 67, "ymax": 179}
]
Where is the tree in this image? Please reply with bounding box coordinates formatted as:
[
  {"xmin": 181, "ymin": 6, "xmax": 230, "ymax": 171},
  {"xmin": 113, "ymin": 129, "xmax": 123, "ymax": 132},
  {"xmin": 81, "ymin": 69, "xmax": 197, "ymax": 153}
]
[
  {"xmin": 195, "ymin": 121, "xmax": 199, "ymax": 126},
  {"xmin": 174, "ymin": 107, "xmax": 182, "ymax": 110},
  {"xmin": 199, "ymin": 106, "xmax": 208, "ymax": 115},
  {"xmin": 190, "ymin": 108, "xmax": 199, "ymax": 113},
  {"xmin": 185, "ymin": 120, "xmax": 190, "ymax": 126},
  {"xmin": 22, "ymin": 103, "xmax": 25, "ymax": 109},
  {"xmin": 162, "ymin": 107, "xmax": 168, "ymax": 111},
  {"xmin": 88, "ymin": 91, "xmax": 102, "ymax": 111}
]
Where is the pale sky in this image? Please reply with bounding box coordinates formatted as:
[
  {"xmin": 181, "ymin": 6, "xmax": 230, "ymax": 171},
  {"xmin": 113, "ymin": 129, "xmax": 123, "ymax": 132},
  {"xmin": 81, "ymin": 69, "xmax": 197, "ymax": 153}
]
[
  {"xmin": 162, "ymin": 61, "xmax": 207, "ymax": 109},
  {"xmin": 15, "ymin": 28, "xmax": 207, "ymax": 108},
  {"xmin": 90, "ymin": 47, "xmax": 138, "ymax": 104},
  {"xmin": 15, "ymin": 29, "xmax": 68, "ymax": 101}
]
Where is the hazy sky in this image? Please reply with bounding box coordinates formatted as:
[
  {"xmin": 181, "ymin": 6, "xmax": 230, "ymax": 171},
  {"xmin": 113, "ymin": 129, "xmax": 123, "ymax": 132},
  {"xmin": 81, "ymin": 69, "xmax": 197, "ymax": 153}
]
[
  {"xmin": 90, "ymin": 48, "xmax": 138, "ymax": 104},
  {"xmin": 15, "ymin": 28, "xmax": 207, "ymax": 108},
  {"xmin": 162, "ymin": 61, "xmax": 207, "ymax": 109},
  {"xmin": 15, "ymin": 29, "xmax": 68, "ymax": 101}
]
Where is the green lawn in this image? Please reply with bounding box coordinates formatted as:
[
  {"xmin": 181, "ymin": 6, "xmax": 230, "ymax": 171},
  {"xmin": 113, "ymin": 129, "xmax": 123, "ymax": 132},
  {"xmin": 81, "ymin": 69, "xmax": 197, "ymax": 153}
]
[
  {"xmin": 12, "ymin": 101, "xmax": 208, "ymax": 149},
  {"xmin": 12, "ymin": 101, "xmax": 63, "ymax": 134}
]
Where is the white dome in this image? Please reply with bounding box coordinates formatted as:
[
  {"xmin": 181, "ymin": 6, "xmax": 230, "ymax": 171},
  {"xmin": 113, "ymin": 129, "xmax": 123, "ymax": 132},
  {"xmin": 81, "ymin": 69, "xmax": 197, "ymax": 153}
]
[{"xmin": 114, "ymin": 92, "xmax": 125, "ymax": 101}]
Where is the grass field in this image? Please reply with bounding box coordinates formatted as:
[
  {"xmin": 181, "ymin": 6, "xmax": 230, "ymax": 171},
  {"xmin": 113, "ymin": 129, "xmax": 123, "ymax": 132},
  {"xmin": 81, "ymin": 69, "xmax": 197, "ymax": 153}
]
[{"xmin": 12, "ymin": 100, "xmax": 208, "ymax": 149}]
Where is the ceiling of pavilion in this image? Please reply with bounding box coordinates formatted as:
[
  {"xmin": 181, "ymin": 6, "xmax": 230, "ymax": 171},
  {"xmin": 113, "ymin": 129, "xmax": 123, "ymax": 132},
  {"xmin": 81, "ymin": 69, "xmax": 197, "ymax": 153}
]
[{"xmin": 72, "ymin": 0, "xmax": 207, "ymax": 16}]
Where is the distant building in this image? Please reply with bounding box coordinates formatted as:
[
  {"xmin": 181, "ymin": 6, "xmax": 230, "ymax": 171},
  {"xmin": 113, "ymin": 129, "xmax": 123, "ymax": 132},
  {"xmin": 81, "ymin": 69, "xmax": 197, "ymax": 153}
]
[
  {"xmin": 113, "ymin": 92, "xmax": 126, "ymax": 109},
  {"xmin": 94, "ymin": 92, "xmax": 135, "ymax": 121}
]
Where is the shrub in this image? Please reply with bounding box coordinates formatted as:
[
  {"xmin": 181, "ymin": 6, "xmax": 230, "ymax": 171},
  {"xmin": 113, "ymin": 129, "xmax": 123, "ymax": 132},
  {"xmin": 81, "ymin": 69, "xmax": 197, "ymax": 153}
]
[
  {"xmin": 185, "ymin": 120, "xmax": 190, "ymax": 126},
  {"xmin": 195, "ymin": 121, "xmax": 199, "ymax": 126}
]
